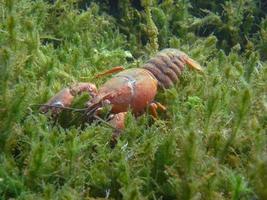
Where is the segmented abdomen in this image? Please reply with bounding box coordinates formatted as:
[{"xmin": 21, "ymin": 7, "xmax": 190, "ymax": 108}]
[{"xmin": 143, "ymin": 48, "xmax": 189, "ymax": 88}]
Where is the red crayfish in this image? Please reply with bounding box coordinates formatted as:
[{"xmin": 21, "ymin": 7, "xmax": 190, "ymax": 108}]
[{"xmin": 40, "ymin": 48, "xmax": 203, "ymax": 144}]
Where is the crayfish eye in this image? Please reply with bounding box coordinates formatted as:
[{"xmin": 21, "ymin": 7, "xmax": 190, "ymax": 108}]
[{"xmin": 52, "ymin": 101, "xmax": 64, "ymax": 108}]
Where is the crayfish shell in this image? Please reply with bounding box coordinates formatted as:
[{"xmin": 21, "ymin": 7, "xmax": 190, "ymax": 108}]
[{"xmin": 143, "ymin": 48, "xmax": 193, "ymax": 89}]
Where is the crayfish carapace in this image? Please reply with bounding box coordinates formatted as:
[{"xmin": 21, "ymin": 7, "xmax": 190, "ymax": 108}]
[{"xmin": 40, "ymin": 48, "xmax": 203, "ymax": 144}]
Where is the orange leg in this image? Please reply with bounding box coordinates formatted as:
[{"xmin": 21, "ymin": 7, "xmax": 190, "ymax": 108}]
[
  {"xmin": 94, "ymin": 66, "xmax": 125, "ymax": 78},
  {"xmin": 149, "ymin": 101, "xmax": 167, "ymax": 120},
  {"xmin": 149, "ymin": 102, "xmax": 159, "ymax": 120},
  {"xmin": 40, "ymin": 82, "xmax": 97, "ymax": 116},
  {"xmin": 155, "ymin": 102, "xmax": 167, "ymax": 111}
]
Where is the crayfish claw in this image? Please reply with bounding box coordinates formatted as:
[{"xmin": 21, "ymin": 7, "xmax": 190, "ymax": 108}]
[
  {"xmin": 39, "ymin": 101, "xmax": 65, "ymax": 121},
  {"xmin": 107, "ymin": 112, "xmax": 127, "ymax": 147},
  {"xmin": 39, "ymin": 88, "xmax": 74, "ymax": 116},
  {"xmin": 40, "ymin": 82, "xmax": 98, "ymax": 118}
]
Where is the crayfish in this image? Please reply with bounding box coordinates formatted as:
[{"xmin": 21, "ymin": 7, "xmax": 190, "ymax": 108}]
[{"xmin": 40, "ymin": 48, "xmax": 203, "ymax": 145}]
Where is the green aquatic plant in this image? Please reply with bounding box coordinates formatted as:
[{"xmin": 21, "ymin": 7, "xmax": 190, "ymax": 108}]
[
  {"xmin": 0, "ymin": 0, "xmax": 266, "ymax": 199},
  {"xmin": 141, "ymin": 0, "xmax": 159, "ymax": 53}
]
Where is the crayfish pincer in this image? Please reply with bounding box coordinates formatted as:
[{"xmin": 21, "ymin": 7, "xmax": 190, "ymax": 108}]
[{"xmin": 40, "ymin": 48, "xmax": 203, "ymax": 144}]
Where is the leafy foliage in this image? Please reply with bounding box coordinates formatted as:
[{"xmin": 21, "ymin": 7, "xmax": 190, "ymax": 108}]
[{"xmin": 0, "ymin": 0, "xmax": 266, "ymax": 199}]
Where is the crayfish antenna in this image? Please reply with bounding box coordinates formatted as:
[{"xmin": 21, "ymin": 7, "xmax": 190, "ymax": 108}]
[{"xmin": 185, "ymin": 57, "xmax": 203, "ymax": 73}]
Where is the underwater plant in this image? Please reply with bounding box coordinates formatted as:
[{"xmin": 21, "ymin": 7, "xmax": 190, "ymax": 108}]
[{"xmin": 0, "ymin": 0, "xmax": 266, "ymax": 199}]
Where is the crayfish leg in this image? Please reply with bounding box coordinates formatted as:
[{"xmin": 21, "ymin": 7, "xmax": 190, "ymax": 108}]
[
  {"xmin": 149, "ymin": 102, "xmax": 159, "ymax": 120},
  {"xmin": 149, "ymin": 101, "xmax": 167, "ymax": 120},
  {"xmin": 94, "ymin": 66, "xmax": 125, "ymax": 78},
  {"xmin": 155, "ymin": 102, "xmax": 167, "ymax": 112}
]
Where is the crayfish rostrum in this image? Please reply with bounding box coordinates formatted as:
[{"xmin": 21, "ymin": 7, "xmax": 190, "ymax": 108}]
[{"xmin": 40, "ymin": 48, "xmax": 203, "ymax": 144}]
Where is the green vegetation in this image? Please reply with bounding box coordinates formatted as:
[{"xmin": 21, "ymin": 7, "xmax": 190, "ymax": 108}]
[{"xmin": 0, "ymin": 0, "xmax": 266, "ymax": 199}]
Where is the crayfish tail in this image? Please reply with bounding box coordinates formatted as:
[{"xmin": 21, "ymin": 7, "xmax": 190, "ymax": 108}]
[
  {"xmin": 143, "ymin": 48, "xmax": 202, "ymax": 89},
  {"xmin": 184, "ymin": 57, "xmax": 203, "ymax": 73}
]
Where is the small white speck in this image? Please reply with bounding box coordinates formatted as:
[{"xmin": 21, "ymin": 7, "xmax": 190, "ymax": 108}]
[
  {"xmin": 52, "ymin": 101, "xmax": 64, "ymax": 107},
  {"xmin": 121, "ymin": 142, "xmax": 128, "ymax": 151},
  {"xmin": 105, "ymin": 189, "xmax": 110, "ymax": 199}
]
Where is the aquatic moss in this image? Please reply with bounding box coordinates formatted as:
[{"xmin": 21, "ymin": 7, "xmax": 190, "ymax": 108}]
[{"xmin": 0, "ymin": 0, "xmax": 266, "ymax": 199}]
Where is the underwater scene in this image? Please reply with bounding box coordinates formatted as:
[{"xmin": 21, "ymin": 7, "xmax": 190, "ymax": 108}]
[{"xmin": 0, "ymin": 0, "xmax": 266, "ymax": 199}]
